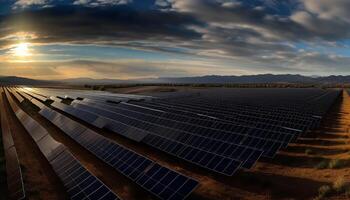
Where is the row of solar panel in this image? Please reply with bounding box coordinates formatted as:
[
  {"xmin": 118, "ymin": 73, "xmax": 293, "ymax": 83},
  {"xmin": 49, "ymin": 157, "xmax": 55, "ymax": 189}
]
[
  {"xmin": 47, "ymin": 98, "xmax": 257, "ymax": 175},
  {"xmin": 37, "ymin": 103, "xmax": 199, "ymax": 200},
  {"xmin": 23, "ymin": 87, "xmax": 339, "ymax": 178},
  {"xmin": 103, "ymin": 101, "xmax": 296, "ymax": 145},
  {"xmin": 71, "ymin": 100, "xmax": 288, "ymax": 157},
  {"xmin": 16, "ymin": 89, "xmax": 198, "ymax": 199},
  {"xmin": 123, "ymin": 101, "xmax": 303, "ymax": 134},
  {"xmin": 26, "ymin": 87, "xmax": 313, "ymax": 133},
  {"xmin": 25, "ymin": 87, "xmax": 151, "ymax": 103},
  {"xmin": 144, "ymin": 99, "xmax": 318, "ymax": 131},
  {"xmin": 163, "ymin": 89, "xmax": 340, "ymax": 118},
  {"xmin": 145, "ymin": 90, "xmax": 339, "ymax": 134},
  {"xmin": 27, "ymin": 88, "xmax": 284, "ymax": 174},
  {"xmin": 79, "ymin": 91, "xmax": 334, "ymax": 152},
  {"xmin": 172, "ymin": 88, "xmax": 339, "ymax": 114},
  {"xmin": 133, "ymin": 100, "xmax": 315, "ymax": 132},
  {"xmin": 0, "ymin": 89, "xmax": 25, "ymax": 200},
  {"xmin": 169, "ymin": 97, "xmax": 328, "ymax": 122},
  {"xmin": 43, "ymin": 88, "xmax": 337, "ymax": 141},
  {"xmin": 5, "ymin": 88, "xmax": 121, "ymax": 200},
  {"xmin": 168, "ymin": 89, "xmax": 336, "ymax": 115}
]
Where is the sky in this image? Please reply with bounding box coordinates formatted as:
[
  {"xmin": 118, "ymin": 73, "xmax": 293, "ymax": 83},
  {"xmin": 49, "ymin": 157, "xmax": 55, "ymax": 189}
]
[{"xmin": 0, "ymin": 0, "xmax": 350, "ymax": 79}]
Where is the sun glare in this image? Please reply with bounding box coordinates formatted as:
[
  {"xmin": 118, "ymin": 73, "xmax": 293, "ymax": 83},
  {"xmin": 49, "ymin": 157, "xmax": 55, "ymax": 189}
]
[{"xmin": 13, "ymin": 43, "xmax": 30, "ymax": 57}]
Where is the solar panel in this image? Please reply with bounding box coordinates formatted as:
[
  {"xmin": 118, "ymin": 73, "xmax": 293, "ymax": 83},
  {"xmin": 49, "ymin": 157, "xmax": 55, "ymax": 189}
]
[
  {"xmin": 20, "ymin": 86, "xmax": 342, "ymax": 179},
  {"xmin": 50, "ymin": 150, "xmax": 121, "ymax": 200},
  {"xmin": 96, "ymin": 117, "xmax": 148, "ymax": 142},
  {"xmin": 16, "ymin": 90, "xmax": 33, "ymax": 101},
  {"xmin": 21, "ymin": 116, "xmax": 47, "ymax": 142},
  {"xmin": 143, "ymin": 134, "xmax": 242, "ymax": 175},
  {"xmin": 50, "ymin": 101, "xmax": 148, "ymax": 141},
  {"xmin": 5, "ymin": 147, "xmax": 25, "ymax": 200},
  {"xmin": 143, "ymin": 100, "xmax": 313, "ymax": 132},
  {"xmin": 31, "ymin": 98, "xmax": 46, "ymax": 109},
  {"xmin": 38, "ymin": 98, "xmax": 250, "ymax": 174},
  {"xmin": 37, "ymin": 134, "xmax": 64, "ymax": 158},
  {"xmin": 38, "ymin": 106, "xmax": 199, "ymax": 199},
  {"xmin": 21, "ymin": 89, "xmax": 48, "ymax": 102},
  {"xmin": 5, "ymin": 89, "xmax": 20, "ymax": 114},
  {"xmin": 5, "ymin": 88, "xmax": 120, "ymax": 200},
  {"xmin": 70, "ymin": 101, "xmax": 263, "ymax": 170},
  {"xmin": 51, "ymin": 101, "xmax": 99, "ymax": 124},
  {"xmin": 8, "ymin": 88, "xmax": 24, "ymax": 103},
  {"xmin": 1, "ymin": 90, "xmax": 26, "ymax": 200},
  {"xmin": 102, "ymin": 101, "xmax": 291, "ymax": 157},
  {"xmin": 1, "ymin": 113, "xmax": 15, "ymax": 150}
]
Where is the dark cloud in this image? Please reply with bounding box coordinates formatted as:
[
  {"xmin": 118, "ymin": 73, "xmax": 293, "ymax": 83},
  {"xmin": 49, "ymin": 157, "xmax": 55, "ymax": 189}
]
[
  {"xmin": 0, "ymin": 5, "xmax": 202, "ymax": 46},
  {"xmin": 1, "ymin": 0, "xmax": 350, "ymax": 76}
]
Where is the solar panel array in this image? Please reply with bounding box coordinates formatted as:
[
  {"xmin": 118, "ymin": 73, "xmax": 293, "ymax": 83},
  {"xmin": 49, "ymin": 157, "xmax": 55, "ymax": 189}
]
[
  {"xmin": 69, "ymin": 101, "xmax": 257, "ymax": 174},
  {"xmin": 36, "ymin": 102, "xmax": 198, "ymax": 200},
  {"xmin": 22, "ymin": 87, "xmax": 341, "ymax": 177},
  {"xmin": 0, "ymin": 88, "xmax": 25, "ymax": 200},
  {"xmin": 45, "ymin": 100, "xmax": 241, "ymax": 175},
  {"xmin": 5, "ymin": 88, "xmax": 121, "ymax": 200}
]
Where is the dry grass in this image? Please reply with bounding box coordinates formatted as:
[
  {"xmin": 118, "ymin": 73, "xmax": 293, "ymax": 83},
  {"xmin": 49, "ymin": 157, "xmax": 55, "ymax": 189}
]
[
  {"xmin": 315, "ymin": 185, "xmax": 332, "ymax": 200},
  {"xmin": 328, "ymin": 159, "xmax": 344, "ymax": 169},
  {"xmin": 314, "ymin": 176, "xmax": 348, "ymax": 199},
  {"xmin": 314, "ymin": 159, "xmax": 346, "ymax": 169},
  {"xmin": 333, "ymin": 176, "xmax": 346, "ymax": 193},
  {"xmin": 315, "ymin": 160, "xmax": 329, "ymax": 169},
  {"xmin": 305, "ymin": 148, "xmax": 314, "ymax": 155}
]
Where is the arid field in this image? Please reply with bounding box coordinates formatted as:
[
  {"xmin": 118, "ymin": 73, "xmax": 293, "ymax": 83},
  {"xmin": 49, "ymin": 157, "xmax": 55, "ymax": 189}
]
[{"xmin": 2, "ymin": 86, "xmax": 350, "ymax": 200}]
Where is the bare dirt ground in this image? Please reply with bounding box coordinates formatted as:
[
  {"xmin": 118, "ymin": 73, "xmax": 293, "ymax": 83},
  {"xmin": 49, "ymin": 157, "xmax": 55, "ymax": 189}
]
[{"xmin": 5, "ymin": 86, "xmax": 350, "ymax": 200}]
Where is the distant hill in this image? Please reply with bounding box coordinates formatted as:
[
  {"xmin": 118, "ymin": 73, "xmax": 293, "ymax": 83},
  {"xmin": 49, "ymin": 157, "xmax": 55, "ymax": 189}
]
[
  {"xmin": 3, "ymin": 74, "xmax": 350, "ymax": 85},
  {"xmin": 317, "ymin": 75, "xmax": 350, "ymax": 83},
  {"xmin": 59, "ymin": 77, "xmax": 127, "ymax": 84},
  {"xmin": 146, "ymin": 74, "xmax": 316, "ymax": 84},
  {"xmin": 59, "ymin": 74, "xmax": 350, "ymax": 85},
  {"xmin": 0, "ymin": 76, "xmax": 55, "ymax": 85}
]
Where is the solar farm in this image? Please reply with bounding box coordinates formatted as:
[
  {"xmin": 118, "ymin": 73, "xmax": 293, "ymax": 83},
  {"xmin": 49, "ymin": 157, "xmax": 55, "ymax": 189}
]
[{"xmin": 2, "ymin": 86, "xmax": 349, "ymax": 200}]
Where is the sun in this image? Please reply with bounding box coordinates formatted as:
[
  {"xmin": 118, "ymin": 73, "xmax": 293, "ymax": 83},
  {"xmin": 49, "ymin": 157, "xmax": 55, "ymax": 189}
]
[{"xmin": 13, "ymin": 43, "xmax": 31, "ymax": 57}]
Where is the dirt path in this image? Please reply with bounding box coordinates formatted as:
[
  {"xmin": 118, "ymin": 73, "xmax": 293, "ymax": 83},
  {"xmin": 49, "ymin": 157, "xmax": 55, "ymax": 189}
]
[{"xmin": 3, "ymin": 93, "xmax": 68, "ymax": 200}]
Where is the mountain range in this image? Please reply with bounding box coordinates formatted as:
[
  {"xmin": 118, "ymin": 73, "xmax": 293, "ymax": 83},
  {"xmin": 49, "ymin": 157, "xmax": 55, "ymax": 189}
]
[{"xmin": 2, "ymin": 74, "xmax": 350, "ymax": 85}]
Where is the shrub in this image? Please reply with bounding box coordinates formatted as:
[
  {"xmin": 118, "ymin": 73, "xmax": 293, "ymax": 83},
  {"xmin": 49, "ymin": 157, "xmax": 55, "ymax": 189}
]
[
  {"xmin": 317, "ymin": 185, "xmax": 332, "ymax": 199},
  {"xmin": 305, "ymin": 149, "xmax": 313, "ymax": 155},
  {"xmin": 333, "ymin": 176, "xmax": 346, "ymax": 193},
  {"xmin": 329, "ymin": 159, "xmax": 343, "ymax": 169},
  {"xmin": 315, "ymin": 160, "xmax": 329, "ymax": 169},
  {"xmin": 345, "ymin": 187, "xmax": 350, "ymax": 198}
]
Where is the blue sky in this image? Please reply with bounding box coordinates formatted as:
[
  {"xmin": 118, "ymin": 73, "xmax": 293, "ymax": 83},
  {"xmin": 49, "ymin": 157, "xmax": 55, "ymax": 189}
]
[{"xmin": 0, "ymin": 0, "xmax": 350, "ymax": 79}]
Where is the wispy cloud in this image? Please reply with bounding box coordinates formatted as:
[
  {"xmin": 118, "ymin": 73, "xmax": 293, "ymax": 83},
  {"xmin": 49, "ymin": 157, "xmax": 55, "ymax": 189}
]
[{"xmin": 0, "ymin": 0, "xmax": 350, "ymax": 78}]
